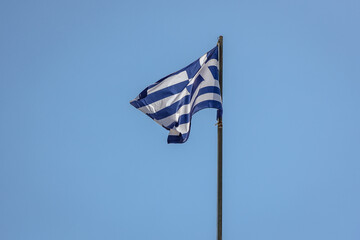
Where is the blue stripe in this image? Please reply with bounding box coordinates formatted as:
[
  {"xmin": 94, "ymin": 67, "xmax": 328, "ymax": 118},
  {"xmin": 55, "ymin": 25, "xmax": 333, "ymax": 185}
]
[
  {"xmin": 148, "ymin": 85, "xmax": 221, "ymax": 121},
  {"xmin": 192, "ymin": 100, "xmax": 222, "ymax": 116},
  {"xmin": 198, "ymin": 86, "xmax": 220, "ymax": 95},
  {"xmin": 148, "ymin": 75, "xmax": 204, "ymax": 120},
  {"xmin": 185, "ymin": 74, "xmax": 204, "ymax": 94},
  {"xmin": 165, "ymin": 113, "xmax": 191, "ymax": 129},
  {"xmin": 166, "ymin": 99, "xmax": 222, "ymax": 144},
  {"xmin": 131, "ymin": 80, "xmax": 189, "ymax": 109},
  {"xmin": 188, "ymin": 75, "xmax": 204, "ymax": 95},
  {"xmin": 165, "ymin": 95, "xmax": 221, "ymax": 128},
  {"xmin": 167, "ymin": 132, "xmax": 189, "ymax": 144},
  {"xmin": 150, "ymin": 94, "xmax": 191, "ymax": 120},
  {"xmin": 208, "ymin": 66, "xmax": 218, "ymax": 80},
  {"xmin": 147, "ymin": 63, "xmax": 193, "ymax": 89},
  {"xmin": 206, "ymin": 46, "xmax": 218, "ymax": 62},
  {"xmin": 135, "ymin": 73, "xmax": 181, "ymax": 100},
  {"xmin": 185, "ymin": 60, "xmax": 201, "ymax": 79}
]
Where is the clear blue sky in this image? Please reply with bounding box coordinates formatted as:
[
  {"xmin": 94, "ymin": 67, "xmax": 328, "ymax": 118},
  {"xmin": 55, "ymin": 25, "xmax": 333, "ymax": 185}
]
[{"xmin": 1, "ymin": 0, "xmax": 359, "ymax": 239}]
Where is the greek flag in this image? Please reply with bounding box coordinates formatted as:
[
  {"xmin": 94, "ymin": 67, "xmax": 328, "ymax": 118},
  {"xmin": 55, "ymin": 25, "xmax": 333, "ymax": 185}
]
[{"xmin": 130, "ymin": 45, "xmax": 222, "ymax": 143}]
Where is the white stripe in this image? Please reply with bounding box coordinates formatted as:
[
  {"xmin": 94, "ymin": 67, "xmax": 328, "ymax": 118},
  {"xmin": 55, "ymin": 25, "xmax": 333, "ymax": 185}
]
[
  {"xmin": 138, "ymin": 88, "xmax": 190, "ymax": 114},
  {"xmin": 155, "ymin": 78, "xmax": 220, "ymax": 127},
  {"xmin": 157, "ymin": 72, "xmax": 219, "ymax": 126},
  {"xmin": 141, "ymin": 60, "xmax": 219, "ymax": 114},
  {"xmin": 199, "ymin": 53, "xmax": 207, "ymax": 66},
  {"xmin": 193, "ymin": 92, "xmax": 222, "ymax": 107},
  {"xmin": 188, "ymin": 59, "xmax": 218, "ymax": 85},
  {"xmin": 141, "ymin": 61, "xmax": 219, "ymax": 116},
  {"xmin": 169, "ymin": 128, "xmax": 180, "ymax": 136},
  {"xmin": 176, "ymin": 122, "xmax": 189, "ymax": 134},
  {"xmin": 147, "ymin": 70, "xmax": 188, "ymax": 95},
  {"xmin": 173, "ymin": 93, "xmax": 222, "ymax": 134},
  {"xmin": 206, "ymin": 59, "xmax": 218, "ymax": 67},
  {"xmin": 199, "ymin": 64, "xmax": 216, "ymax": 84}
]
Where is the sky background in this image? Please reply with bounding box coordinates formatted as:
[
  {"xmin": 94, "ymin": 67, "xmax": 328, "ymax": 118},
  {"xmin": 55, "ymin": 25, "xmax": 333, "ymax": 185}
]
[{"xmin": 1, "ymin": 0, "xmax": 360, "ymax": 239}]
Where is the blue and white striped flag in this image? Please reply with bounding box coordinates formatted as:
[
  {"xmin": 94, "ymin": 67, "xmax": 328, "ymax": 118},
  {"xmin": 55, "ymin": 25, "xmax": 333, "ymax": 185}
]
[{"xmin": 130, "ymin": 45, "xmax": 222, "ymax": 143}]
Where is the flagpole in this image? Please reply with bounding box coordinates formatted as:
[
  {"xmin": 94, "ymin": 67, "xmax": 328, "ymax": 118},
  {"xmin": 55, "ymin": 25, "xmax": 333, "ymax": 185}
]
[{"xmin": 217, "ymin": 35, "xmax": 223, "ymax": 240}]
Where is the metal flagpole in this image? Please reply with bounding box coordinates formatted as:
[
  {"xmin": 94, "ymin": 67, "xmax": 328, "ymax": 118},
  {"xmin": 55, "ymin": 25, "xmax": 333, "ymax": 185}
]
[{"xmin": 217, "ymin": 35, "xmax": 223, "ymax": 240}]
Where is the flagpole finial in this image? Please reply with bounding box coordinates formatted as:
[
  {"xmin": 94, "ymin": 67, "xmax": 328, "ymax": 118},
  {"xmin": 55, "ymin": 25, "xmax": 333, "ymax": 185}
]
[{"xmin": 218, "ymin": 36, "xmax": 223, "ymax": 45}]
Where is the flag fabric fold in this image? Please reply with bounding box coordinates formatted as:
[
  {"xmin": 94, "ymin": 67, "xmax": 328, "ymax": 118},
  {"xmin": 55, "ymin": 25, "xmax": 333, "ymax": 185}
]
[{"xmin": 130, "ymin": 45, "xmax": 222, "ymax": 143}]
